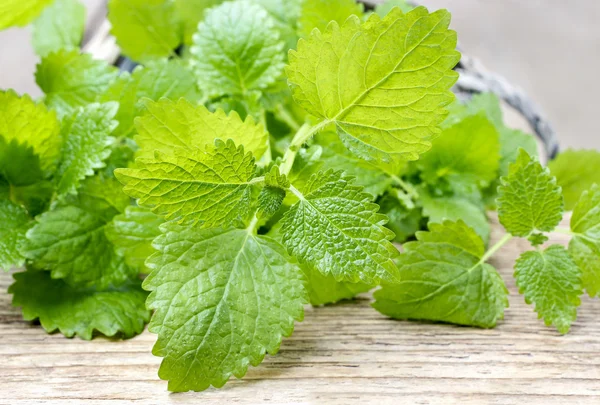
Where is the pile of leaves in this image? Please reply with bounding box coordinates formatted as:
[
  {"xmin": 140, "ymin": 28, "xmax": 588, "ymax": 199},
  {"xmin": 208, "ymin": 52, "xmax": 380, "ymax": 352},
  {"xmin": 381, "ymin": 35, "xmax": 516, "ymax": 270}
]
[{"xmin": 1, "ymin": 0, "xmax": 599, "ymax": 392}]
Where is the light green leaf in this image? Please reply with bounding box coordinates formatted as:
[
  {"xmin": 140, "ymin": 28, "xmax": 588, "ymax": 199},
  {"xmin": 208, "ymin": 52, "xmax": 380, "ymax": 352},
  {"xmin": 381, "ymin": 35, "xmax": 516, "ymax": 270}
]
[
  {"xmin": 116, "ymin": 139, "xmax": 257, "ymax": 227},
  {"xmin": 378, "ymin": 191, "xmax": 422, "ymax": 243},
  {"xmin": 375, "ymin": 0, "xmax": 414, "ymax": 16},
  {"xmin": 32, "ymin": 0, "xmax": 86, "ymax": 56},
  {"xmin": 135, "ymin": 98, "xmax": 269, "ymax": 159},
  {"xmin": 514, "ymin": 245, "xmax": 582, "ymax": 334},
  {"xmin": 497, "ymin": 149, "xmax": 564, "ymax": 237},
  {"xmin": 0, "ymin": 200, "xmax": 32, "ymax": 271},
  {"xmin": 22, "ymin": 205, "xmax": 136, "ymax": 289},
  {"xmin": 281, "ymin": 170, "xmax": 400, "ymax": 284},
  {"xmin": 287, "ymin": 7, "xmax": 460, "ymax": 162},
  {"xmin": 300, "ymin": 263, "xmax": 372, "ymax": 306},
  {"xmin": 298, "ymin": 0, "xmax": 363, "ymax": 38},
  {"xmin": 56, "ymin": 102, "xmax": 119, "ymax": 195},
  {"xmin": 257, "ymin": 166, "xmax": 289, "ymax": 218},
  {"xmin": 418, "ymin": 114, "xmax": 500, "ymax": 187},
  {"xmin": 253, "ymin": 0, "xmax": 301, "ymax": 51},
  {"xmin": 569, "ymin": 184, "xmax": 600, "ymax": 297},
  {"xmin": 145, "ymin": 225, "xmax": 306, "ymax": 392},
  {"xmin": 0, "ymin": 0, "xmax": 53, "ymax": 30},
  {"xmin": 549, "ymin": 150, "xmax": 600, "ymax": 210},
  {"xmin": 10, "ymin": 268, "xmax": 150, "ymax": 339},
  {"xmin": 106, "ymin": 206, "xmax": 163, "ymax": 271},
  {"xmin": 108, "ymin": 0, "xmax": 182, "ymax": 62},
  {"xmin": 373, "ymin": 220, "xmax": 508, "ymax": 328},
  {"xmin": 35, "ymin": 50, "xmax": 119, "ymax": 116},
  {"xmin": 101, "ymin": 60, "xmax": 201, "ymax": 138},
  {"xmin": 175, "ymin": 0, "xmax": 223, "ymax": 44},
  {"xmin": 68, "ymin": 174, "xmax": 131, "ymax": 221},
  {"xmin": 0, "ymin": 90, "xmax": 61, "ymax": 171},
  {"xmin": 190, "ymin": 0, "xmax": 285, "ymax": 98}
]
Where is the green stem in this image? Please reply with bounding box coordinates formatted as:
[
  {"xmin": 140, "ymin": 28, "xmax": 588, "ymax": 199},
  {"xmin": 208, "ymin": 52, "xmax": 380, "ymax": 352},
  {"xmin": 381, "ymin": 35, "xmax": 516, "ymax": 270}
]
[
  {"xmin": 275, "ymin": 105, "xmax": 301, "ymax": 132},
  {"xmin": 390, "ymin": 174, "xmax": 419, "ymax": 199},
  {"xmin": 280, "ymin": 120, "xmax": 331, "ymax": 176},
  {"xmin": 480, "ymin": 233, "xmax": 513, "ymax": 264},
  {"xmin": 246, "ymin": 214, "xmax": 260, "ymax": 234}
]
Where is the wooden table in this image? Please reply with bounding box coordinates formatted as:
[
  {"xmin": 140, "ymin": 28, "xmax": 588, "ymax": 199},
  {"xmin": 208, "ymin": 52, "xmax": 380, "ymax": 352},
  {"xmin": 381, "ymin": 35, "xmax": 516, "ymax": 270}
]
[{"xmin": 2, "ymin": 216, "xmax": 599, "ymax": 404}]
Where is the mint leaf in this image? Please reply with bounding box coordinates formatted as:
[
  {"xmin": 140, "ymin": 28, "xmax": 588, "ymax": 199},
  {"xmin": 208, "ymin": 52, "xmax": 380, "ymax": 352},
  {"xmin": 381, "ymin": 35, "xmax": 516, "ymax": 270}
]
[
  {"xmin": 0, "ymin": 137, "xmax": 45, "ymax": 187},
  {"xmin": 287, "ymin": 7, "xmax": 460, "ymax": 162},
  {"xmin": 68, "ymin": 175, "xmax": 131, "ymax": 221},
  {"xmin": 569, "ymin": 184, "xmax": 600, "ymax": 297},
  {"xmin": 298, "ymin": 0, "xmax": 363, "ymax": 38},
  {"xmin": 32, "ymin": 0, "xmax": 85, "ymax": 56},
  {"xmin": 145, "ymin": 224, "xmax": 306, "ymax": 392},
  {"xmin": 10, "ymin": 268, "xmax": 150, "ymax": 339},
  {"xmin": 514, "ymin": 245, "xmax": 582, "ymax": 334},
  {"xmin": 257, "ymin": 166, "xmax": 289, "ymax": 219},
  {"xmin": 36, "ymin": 50, "xmax": 118, "ymax": 116},
  {"xmin": 101, "ymin": 60, "xmax": 201, "ymax": 138},
  {"xmin": 106, "ymin": 206, "xmax": 163, "ymax": 271},
  {"xmin": 56, "ymin": 102, "xmax": 118, "ymax": 195},
  {"xmin": 281, "ymin": 170, "xmax": 400, "ymax": 284},
  {"xmin": 0, "ymin": 200, "xmax": 32, "ymax": 271},
  {"xmin": 375, "ymin": 0, "xmax": 414, "ymax": 16},
  {"xmin": 378, "ymin": 191, "xmax": 422, "ymax": 243},
  {"xmin": 0, "ymin": 0, "xmax": 52, "ymax": 29},
  {"xmin": 135, "ymin": 98, "xmax": 269, "ymax": 160},
  {"xmin": 190, "ymin": 0, "xmax": 285, "ymax": 98},
  {"xmin": 116, "ymin": 140, "xmax": 257, "ymax": 227},
  {"xmin": 22, "ymin": 204, "xmax": 135, "ymax": 289},
  {"xmin": 549, "ymin": 150, "xmax": 600, "ymax": 210},
  {"xmin": 175, "ymin": 0, "xmax": 223, "ymax": 44},
  {"xmin": 108, "ymin": 0, "xmax": 182, "ymax": 62},
  {"xmin": 301, "ymin": 263, "xmax": 372, "ymax": 306},
  {"xmin": 0, "ymin": 90, "xmax": 61, "ymax": 171},
  {"xmin": 497, "ymin": 149, "xmax": 564, "ymax": 237},
  {"xmin": 373, "ymin": 220, "xmax": 508, "ymax": 328},
  {"xmin": 253, "ymin": 0, "xmax": 301, "ymax": 51}
]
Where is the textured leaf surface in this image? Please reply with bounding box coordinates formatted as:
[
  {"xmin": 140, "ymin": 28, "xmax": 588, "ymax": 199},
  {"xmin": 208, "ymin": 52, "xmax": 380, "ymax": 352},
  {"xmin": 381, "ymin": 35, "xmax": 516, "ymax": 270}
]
[
  {"xmin": 301, "ymin": 263, "xmax": 372, "ymax": 306},
  {"xmin": 175, "ymin": 0, "xmax": 223, "ymax": 44},
  {"xmin": 298, "ymin": 0, "xmax": 363, "ymax": 38},
  {"xmin": 0, "ymin": 200, "xmax": 31, "ymax": 271},
  {"xmin": 190, "ymin": 0, "xmax": 285, "ymax": 97},
  {"xmin": 135, "ymin": 98, "xmax": 268, "ymax": 159},
  {"xmin": 108, "ymin": 0, "xmax": 182, "ymax": 62},
  {"xmin": 514, "ymin": 245, "xmax": 582, "ymax": 334},
  {"xmin": 56, "ymin": 102, "xmax": 118, "ymax": 194},
  {"xmin": 569, "ymin": 184, "xmax": 600, "ymax": 297},
  {"xmin": 0, "ymin": 0, "xmax": 52, "ymax": 29},
  {"xmin": 373, "ymin": 221, "xmax": 508, "ymax": 328},
  {"xmin": 145, "ymin": 225, "xmax": 306, "ymax": 392},
  {"xmin": 101, "ymin": 60, "xmax": 201, "ymax": 137},
  {"xmin": 22, "ymin": 205, "xmax": 135, "ymax": 288},
  {"xmin": 253, "ymin": 0, "xmax": 301, "ymax": 51},
  {"xmin": 117, "ymin": 140, "xmax": 257, "ymax": 226},
  {"xmin": 106, "ymin": 206, "xmax": 163, "ymax": 271},
  {"xmin": 287, "ymin": 7, "xmax": 460, "ymax": 162},
  {"xmin": 36, "ymin": 50, "xmax": 118, "ymax": 116},
  {"xmin": 0, "ymin": 90, "xmax": 61, "ymax": 171},
  {"xmin": 10, "ymin": 269, "xmax": 150, "ymax": 339},
  {"xmin": 281, "ymin": 170, "xmax": 400, "ymax": 284},
  {"xmin": 497, "ymin": 149, "xmax": 564, "ymax": 237},
  {"xmin": 549, "ymin": 150, "xmax": 600, "ymax": 210},
  {"xmin": 32, "ymin": 0, "xmax": 85, "ymax": 56}
]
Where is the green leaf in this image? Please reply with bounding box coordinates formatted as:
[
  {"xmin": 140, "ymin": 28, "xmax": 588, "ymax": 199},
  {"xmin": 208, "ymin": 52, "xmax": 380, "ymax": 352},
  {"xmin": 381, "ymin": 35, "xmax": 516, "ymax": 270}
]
[
  {"xmin": 106, "ymin": 206, "xmax": 163, "ymax": 271},
  {"xmin": 298, "ymin": 0, "xmax": 363, "ymax": 38},
  {"xmin": 175, "ymin": 0, "xmax": 223, "ymax": 44},
  {"xmin": 0, "ymin": 90, "xmax": 61, "ymax": 171},
  {"xmin": 0, "ymin": 200, "xmax": 32, "ymax": 271},
  {"xmin": 514, "ymin": 245, "xmax": 582, "ymax": 334},
  {"xmin": 135, "ymin": 98, "xmax": 269, "ymax": 160},
  {"xmin": 0, "ymin": 136, "xmax": 45, "ymax": 187},
  {"xmin": 375, "ymin": 0, "xmax": 414, "ymax": 16},
  {"xmin": 145, "ymin": 224, "xmax": 306, "ymax": 392},
  {"xmin": 0, "ymin": 0, "xmax": 53, "ymax": 30},
  {"xmin": 36, "ymin": 50, "xmax": 119, "ymax": 116},
  {"xmin": 497, "ymin": 149, "xmax": 564, "ymax": 237},
  {"xmin": 253, "ymin": 0, "xmax": 301, "ymax": 51},
  {"xmin": 10, "ymin": 268, "xmax": 150, "ymax": 339},
  {"xmin": 418, "ymin": 114, "xmax": 500, "ymax": 187},
  {"xmin": 116, "ymin": 139, "xmax": 257, "ymax": 226},
  {"xmin": 549, "ymin": 150, "xmax": 600, "ymax": 210},
  {"xmin": 56, "ymin": 102, "xmax": 119, "ymax": 195},
  {"xmin": 569, "ymin": 184, "xmax": 600, "ymax": 297},
  {"xmin": 373, "ymin": 220, "xmax": 508, "ymax": 328},
  {"xmin": 108, "ymin": 0, "xmax": 182, "ymax": 62},
  {"xmin": 281, "ymin": 170, "xmax": 400, "ymax": 284},
  {"xmin": 378, "ymin": 191, "xmax": 422, "ymax": 243},
  {"xmin": 22, "ymin": 205, "xmax": 136, "ymax": 289},
  {"xmin": 101, "ymin": 60, "xmax": 201, "ymax": 138},
  {"xmin": 190, "ymin": 0, "xmax": 285, "ymax": 98},
  {"xmin": 287, "ymin": 7, "xmax": 460, "ymax": 162},
  {"xmin": 32, "ymin": 0, "xmax": 86, "ymax": 56},
  {"xmin": 257, "ymin": 166, "xmax": 289, "ymax": 219},
  {"xmin": 68, "ymin": 174, "xmax": 131, "ymax": 221},
  {"xmin": 301, "ymin": 263, "xmax": 372, "ymax": 306}
]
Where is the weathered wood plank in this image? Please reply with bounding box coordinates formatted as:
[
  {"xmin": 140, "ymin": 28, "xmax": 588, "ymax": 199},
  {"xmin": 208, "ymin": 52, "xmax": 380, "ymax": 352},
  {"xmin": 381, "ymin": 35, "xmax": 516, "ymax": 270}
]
[{"xmin": 1, "ymin": 216, "xmax": 599, "ymax": 404}]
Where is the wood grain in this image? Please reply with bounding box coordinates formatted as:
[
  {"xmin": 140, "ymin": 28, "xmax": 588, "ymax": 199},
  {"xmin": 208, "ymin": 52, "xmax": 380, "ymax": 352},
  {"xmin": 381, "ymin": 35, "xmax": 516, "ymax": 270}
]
[{"xmin": 1, "ymin": 216, "xmax": 599, "ymax": 405}]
